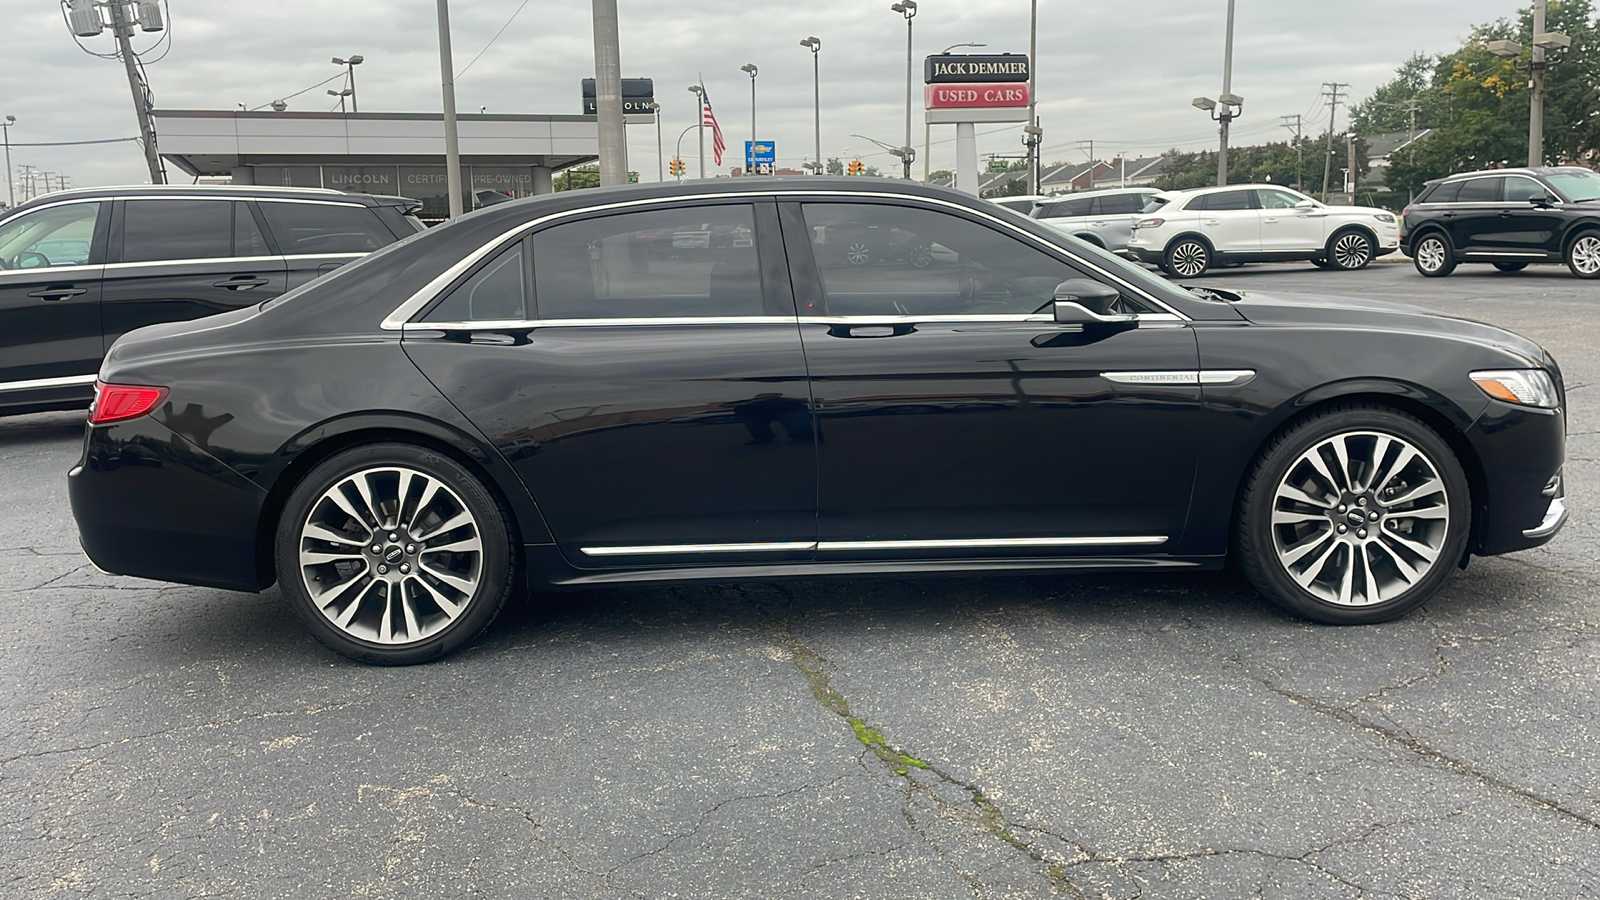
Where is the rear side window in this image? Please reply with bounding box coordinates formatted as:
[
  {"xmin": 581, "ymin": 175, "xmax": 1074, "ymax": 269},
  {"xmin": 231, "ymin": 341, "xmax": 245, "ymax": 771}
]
[
  {"xmin": 1204, "ymin": 190, "xmax": 1257, "ymax": 211},
  {"xmin": 258, "ymin": 202, "xmax": 394, "ymax": 255},
  {"xmin": 122, "ymin": 199, "xmax": 232, "ymax": 262},
  {"xmin": 1455, "ymin": 178, "xmax": 1502, "ymax": 202},
  {"xmin": 531, "ymin": 204, "xmax": 764, "ymax": 320},
  {"xmin": 423, "ymin": 241, "xmax": 527, "ymax": 323},
  {"xmin": 1092, "ymin": 193, "xmax": 1146, "ymax": 215},
  {"xmin": 1140, "ymin": 196, "xmax": 1169, "ymax": 214},
  {"xmin": 1044, "ymin": 197, "xmax": 1093, "ymax": 218}
]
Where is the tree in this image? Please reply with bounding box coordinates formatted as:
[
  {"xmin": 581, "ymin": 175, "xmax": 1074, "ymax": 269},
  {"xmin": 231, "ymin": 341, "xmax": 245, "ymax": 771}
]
[
  {"xmin": 928, "ymin": 169, "xmax": 954, "ymax": 181},
  {"xmin": 554, "ymin": 165, "xmax": 638, "ymax": 191},
  {"xmin": 1151, "ymin": 139, "xmax": 1365, "ymax": 195},
  {"xmin": 826, "ymin": 157, "xmax": 844, "ymax": 175}
]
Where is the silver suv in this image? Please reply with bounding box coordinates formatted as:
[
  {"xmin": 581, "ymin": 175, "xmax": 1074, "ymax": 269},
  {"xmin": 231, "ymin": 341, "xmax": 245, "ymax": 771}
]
[{"xmin": 1032, "ymin": 187, "xmax": 1159, "ymax": 252}]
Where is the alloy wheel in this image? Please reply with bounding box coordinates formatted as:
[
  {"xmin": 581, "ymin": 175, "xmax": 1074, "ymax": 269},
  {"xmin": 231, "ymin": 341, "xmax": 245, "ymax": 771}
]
[
  {"xmin": 1570, "ymin": 234, "xmax": 1600, "ymax": 278},
  {"xmin": 1169, "ymin": 241, "xmax": 1208, "ymax": 277},
  {"xmin": 1331, "ymin": 232, "xmax": 1372, "ymax": 269},
  {"xmin": 296, "ymin": 466, "xmax": 484, "ymax": 646},
  {"xmin": 845, "ymin": 242, "xmax": 871, "ymax": 266},
  {"xmin": 1415, "ymin": 237, "xmax": 1448, "ymax": 273},
  {"xmin": 1269, "ymin": 431, "xmax": 1450, "ymax": 607}
]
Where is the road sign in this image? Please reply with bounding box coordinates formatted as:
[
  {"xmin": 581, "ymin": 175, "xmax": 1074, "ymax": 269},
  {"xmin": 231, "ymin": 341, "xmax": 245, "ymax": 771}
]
[{"xmin": 745, "ymin": 140, "xmax": 776, "ymax": 175}]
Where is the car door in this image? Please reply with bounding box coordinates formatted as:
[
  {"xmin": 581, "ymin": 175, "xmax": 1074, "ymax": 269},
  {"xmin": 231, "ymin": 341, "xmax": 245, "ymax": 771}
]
[
  {"xmin": 401, "ymin": 201, "xmax": 819, "ymax": 569},
  {"xmin": 1256, "ymin": 187, "xmax": 1326, "ymax": 252},
  {"xmin": 1195, "ymin": 189, "xmax": 1262, "ymax": 253},
  {"xmin": 1497, "ymin": 174, "xmax": 1566, "ymax": 258},
  {"xmin": 0, "ymin": 198, "xmax": 108, "ymax": 395},
  {"xmin": 1087, "ymin": 191, "xmax": 1149, "ymax": 251},
  {"xmin": 255, "ymin": 199, "xmax": 399, "ymax": 288},
  {"xmin": 1444, "ymin": 176, "xmax": 1504, "ymax": 254},
  {"xmin": 781, "ymin": 199, "xmax": 1201, "ymax": 558},
  {"xmin": 1038, "ymin": 195, "xmax": 1094, "ymax": 239},
  {"xmin": 100, "ymin": 198, "xmax": 289, "ymax": 348}
]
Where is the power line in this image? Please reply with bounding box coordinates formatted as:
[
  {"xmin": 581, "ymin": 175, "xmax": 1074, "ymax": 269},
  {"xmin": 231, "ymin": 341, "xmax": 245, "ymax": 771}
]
[
  {"xmin": 9, "ymin": 137, "xmax": 140, "ymax": 147},
  {"xmin": 456, "ymin": 0, "xmax": 537, "ymax": 80},
  {"xmin": 250, "ymin": 72, "xmax": 346, "ymax": 111}
]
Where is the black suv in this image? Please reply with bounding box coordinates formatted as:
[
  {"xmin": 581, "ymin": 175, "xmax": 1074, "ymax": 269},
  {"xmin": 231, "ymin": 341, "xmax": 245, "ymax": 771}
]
[
  {"xmin": 1401, "ymin": 166, "xmax": 1600, "ymax": 278},
  {"xmin": 0, "ymin": 185, "xmax": 424, "ymax": 416}
]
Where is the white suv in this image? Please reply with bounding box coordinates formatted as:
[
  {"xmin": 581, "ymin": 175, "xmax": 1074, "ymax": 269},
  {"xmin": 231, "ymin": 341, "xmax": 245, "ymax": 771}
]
[
  {"xmin": 1124, "ymin": 184, "xmax": 1400, "ymax": 277},
  {"xmin": 1032, "ymin": 187, "xmax": 1160, "ymax": 253}
]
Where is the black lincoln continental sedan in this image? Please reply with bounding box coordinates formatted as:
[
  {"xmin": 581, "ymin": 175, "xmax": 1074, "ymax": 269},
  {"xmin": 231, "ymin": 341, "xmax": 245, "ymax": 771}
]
[{"xmin": 68, "ymin": 178, "xmax": 1567, "ymax": 664}]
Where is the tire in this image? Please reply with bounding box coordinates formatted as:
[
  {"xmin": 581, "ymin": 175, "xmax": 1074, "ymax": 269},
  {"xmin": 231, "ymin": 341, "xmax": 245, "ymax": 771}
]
[
  {"xmin": 1235, "ymin": 404, "xmax": 1471, "ymax": 625},
  {"xmin": 274, "ymin": 442, "xmax": 516, "ymax": 665},
  {"xmin": 1566, "ymin": 230, "xmax": 1600, "ymax": 279},
  {"xmin": 1162, "ymin": 237, "xmax": 1211, "ymax": 278},
  {"xmin": 1311, "ymin": 258, "xmax": 1336, "ymax": 270},
  {"xmin": 1412, "ymin": 232, "xmax": 1455, "ymax": 277},
  {"xmin": 908, "ymin": 243, "xmax": 933, "ymax": 268},
  {"xmin": 1493, "ymin": 262, "xmax": 1528, "ymax": 273},
  {"xmin": 1326, "ymin": 229, "xmax": 1375, "ymax": 270}
]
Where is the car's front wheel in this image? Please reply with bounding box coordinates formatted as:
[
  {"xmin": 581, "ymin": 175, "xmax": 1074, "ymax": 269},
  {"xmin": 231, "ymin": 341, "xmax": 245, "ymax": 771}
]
[
  {"xmin": 275, "ymin": 442, "xmax": 516, "ymax": 665},
  {"xmin": 1412, "ymin": 232, "xmax": 1455, "ymax": 277},
  {"xmin": 1327, "ymin": 229, "xmax": 1375, "ymax": 270},
  {"xmin": 1162, "ymin": 238, "xmax": 1211, "ymax": 277},
  {"xmin": 1567, "ymin": 230, "xmax": 1600, "ymax": 279},
  {"xmin": 1236, "ymin": 404, "xmax": 1470, "ymax": 624}
]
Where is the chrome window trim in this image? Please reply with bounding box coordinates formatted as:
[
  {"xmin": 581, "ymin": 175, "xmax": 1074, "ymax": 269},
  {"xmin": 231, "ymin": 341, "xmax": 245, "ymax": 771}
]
[
  {"xmin": 1101, "ymin": 369, "xmax": 1256, "ymax": 386},
  {"xmin": 580, "ymin": 535, "xmax": 1168, "ymax": 556},
  {"xmin": 0, "ymin": 197, "xmax": 105, "ymax": 219},
  {"xmin": 0, "ymin": 263, "xmax": 103, "ymax": 280},
  {"xmin": 0, "ymin": 373, "xmax": 97, "ymax": 393},
  {"xmin": 407, "ymin": 315, "xmax": 797, "ymax": 331},
  {"xmin": 380, "ymin": 189, "xmax": 1192, "ymax": 331},
  {"xmin": 98, "ymin": 252, "xmax": 365, "ymax": 272}
]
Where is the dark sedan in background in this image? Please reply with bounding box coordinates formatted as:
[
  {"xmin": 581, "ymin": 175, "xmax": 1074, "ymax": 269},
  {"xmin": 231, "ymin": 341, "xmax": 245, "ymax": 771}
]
[
  {"xmin": 69, "ymin": 178, "xmax": 1567, "ymax": 664},
  {"xmin": 1402, "ymin": 166, "xmax": 1600, "ymax": 278}
]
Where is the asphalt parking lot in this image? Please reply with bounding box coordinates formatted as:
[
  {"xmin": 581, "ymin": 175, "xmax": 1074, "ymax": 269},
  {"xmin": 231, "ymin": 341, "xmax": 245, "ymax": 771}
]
[{"xmin": 3, "ymin": 258, "xmax": 1596, "ymax": 898}]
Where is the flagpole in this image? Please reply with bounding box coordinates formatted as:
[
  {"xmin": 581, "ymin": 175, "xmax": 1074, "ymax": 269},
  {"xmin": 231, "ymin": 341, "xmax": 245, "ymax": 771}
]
[{"xmin": 698, "ymin": 78, "xmax": 706, "ymax": 178}]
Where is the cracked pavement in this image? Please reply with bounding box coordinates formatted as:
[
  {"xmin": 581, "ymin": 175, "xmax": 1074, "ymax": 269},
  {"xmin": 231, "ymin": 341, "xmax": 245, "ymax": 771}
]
[{"xmin": 2, "ymin": 263, "xmax": 1598, "ymax": 898}]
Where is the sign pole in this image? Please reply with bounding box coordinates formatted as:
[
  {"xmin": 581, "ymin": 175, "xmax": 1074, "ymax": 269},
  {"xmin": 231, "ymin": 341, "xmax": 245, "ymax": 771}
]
[{"xmin": 955, "ymin": 122, "xmax": 978, "ymax": 195}]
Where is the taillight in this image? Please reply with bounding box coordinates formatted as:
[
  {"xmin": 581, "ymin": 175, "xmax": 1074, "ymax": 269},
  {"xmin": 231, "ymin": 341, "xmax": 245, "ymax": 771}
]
[
  {"xmin": 88, "ymin": 382, "xmax": 168, "ymax": 425},
  {"xmin": 1135, "ymin": 218, "xmax": 1164, "ymax": 229}
]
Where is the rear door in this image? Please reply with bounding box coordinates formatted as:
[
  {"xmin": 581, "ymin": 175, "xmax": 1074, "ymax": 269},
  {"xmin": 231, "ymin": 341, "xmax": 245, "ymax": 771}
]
[
  {"xmin": 1195, "ymin": 189, "xmax": 1262, "ymax": 253},
  {"xmin": 0, "ymin": 198, "xmax": 108, "ymax": 396},
  {"xmin": 101, "ymin": 198, "xmax": 288, "ymax": 347},
  {"xmin": 255, "ymin": 199, "xmax": 398, "ymax": 288},
  {"xmin": 1444, "ymin": 176, "xmax": 1504, "ymax": 254}
]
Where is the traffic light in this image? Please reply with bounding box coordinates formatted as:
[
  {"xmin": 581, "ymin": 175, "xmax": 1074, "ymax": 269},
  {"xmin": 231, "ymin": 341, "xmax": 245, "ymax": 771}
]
[
  {"xmin": 848, "ymin": 159, "xmax": 864, "ymax": 176},
  {"xmin": 669, "ymin": 158, "xmax": 685, "ymax": 176}
]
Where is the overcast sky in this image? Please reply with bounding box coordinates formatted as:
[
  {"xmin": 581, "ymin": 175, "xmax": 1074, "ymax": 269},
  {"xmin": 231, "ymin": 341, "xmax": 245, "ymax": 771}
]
[{"xmin": 1, "ymin": 0, "xmax": 1518, "ymax": 191}]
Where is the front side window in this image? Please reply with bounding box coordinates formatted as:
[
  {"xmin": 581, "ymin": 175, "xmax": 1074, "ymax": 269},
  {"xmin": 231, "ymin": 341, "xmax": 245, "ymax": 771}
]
[
  {"xmin": 1092, "ymin": 193, "xmax": 1146, "ymax": 215},
  {"xmin": 1455, "ymin": 177, "xmax": 1502, "ymax": 203},
  {"xmin": 802, "ymin": 202, "xmax": 1088, "ymax": 317},
  {"xmin": 532, "ymin": 204, "xmax": 764, "ymax": 320},
  {"xmin": 1503, "ymin": 176, "xmax": 1552, "ymax": 203},
  {"xmin": 424, "ymin": 241, "xmax": 527, "ymax": 322},
  {"xmin": 0, "ymin": 202, "xmax": 99, "ymax": 269},
  {"xmin": 123, "ymin": 199, "xmax": 232, "ymax": 263},
  {"xmin": 258, "ymin": 202, "xmax": 394, "ymax": 255},
  {"xmin": 1257, "ymin": 188, "xmax": 1305, "ymax": 210}
]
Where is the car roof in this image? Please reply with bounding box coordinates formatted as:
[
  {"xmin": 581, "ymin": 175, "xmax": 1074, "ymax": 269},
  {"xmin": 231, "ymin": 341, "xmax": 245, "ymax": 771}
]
[
  {"xmin": 1039, "ymin": 186, "xmax": 1156, "ymax": 201},
  {"xmin": 1, "ymin": 183, "xmax": 389, "ymax": 216},
  {"xmin": 1426, "ymin": 166, "xmax": 1595, "ymax": 185}
]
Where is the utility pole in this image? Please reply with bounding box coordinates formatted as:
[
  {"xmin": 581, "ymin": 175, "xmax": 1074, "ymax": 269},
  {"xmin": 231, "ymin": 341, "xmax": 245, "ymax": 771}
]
[
  {"xmin": 1, "ymin": 116, "xmax": 14, "ymax": 209},
  {"xmin": 1320, "ymin": 82, "xmax": 1348, "ymax": 202},
  {"xmin": 1077, "ymin": 139, "xmax": 1094, "ymax": 163},
  {"xmin": 1280, "ymin": 114, "xmax": 1303, "ymax": 189},
  {"xmin": 1347, "ymin": 132, "xmax": 1358, "ymax": 201},
  {"xmin": 1530, "ymin": 0, "xmax": 1547, "ymax": 166},
  {"xmin": 106, "ymin": 0, "xmax": 164, "ymax": 184},
  {"xmin": 591, "ymin": 0, "xmax": 629, "ymax": 187},
  {"xmin": 436, "ymin": 0, "xmax": 464, "ymax": 217},
  {"xmin": 18, "ymin": 164, "xmax": 36, "ymax": 202}
]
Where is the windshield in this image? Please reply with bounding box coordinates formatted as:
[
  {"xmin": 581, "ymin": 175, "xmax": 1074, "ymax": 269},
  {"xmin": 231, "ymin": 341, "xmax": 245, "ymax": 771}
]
[{"xmin": 1546, "ymin": 171, "xmax": 1600, "ymax": 202}]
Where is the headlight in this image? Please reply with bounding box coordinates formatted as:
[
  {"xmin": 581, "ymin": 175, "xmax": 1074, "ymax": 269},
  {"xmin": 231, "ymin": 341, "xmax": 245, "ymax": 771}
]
[
  {"xmin": 1471, "ymin": 369, "xmax": 1560, "ymax": 408},
  {"xmin": 1374, "ymin": 213, "xmax": 1396, "ymax": 224}
]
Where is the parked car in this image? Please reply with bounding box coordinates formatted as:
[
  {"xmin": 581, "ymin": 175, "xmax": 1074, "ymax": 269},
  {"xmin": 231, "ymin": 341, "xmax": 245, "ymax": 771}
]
[
  {"xmin": 1032, "ymin": 187, "xmax": 1160, "ymax": 252},
  {"xmin": 1124, "ymin": 184, "xmax": 1401, "ymax": 277},
  {"xmin": 990, "ymin": 194, "xmax": 1052, "ymax": 214},
  {"xmin": 0, "ymin": 184, "xmax": 424, "ymax": 416},
  {"xmin": 70, "ymin": 178, "xmax": 1566, "ymax": 664},
  {"xmin": 1400, "ymin": 167, "xmax": 1600, "ymax": 279}
]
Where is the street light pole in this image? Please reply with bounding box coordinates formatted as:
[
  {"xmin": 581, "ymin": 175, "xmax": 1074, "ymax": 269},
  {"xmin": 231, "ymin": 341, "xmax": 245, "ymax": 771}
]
[
  {"xmin": 674, "ymin": 124, "xmax": 697, "ymax": 182},
  {"xmin": 1487, "ymin": 7, "xmax": 1570, "ymax": 167},
  {"xmin": 333, "ymin": 56, "xmax": 365, "ymax": 112},
  {"xmin": 1217, "ymin": 0, "xmax": 1236, "ymax": 187},
  {"xmin": 688, "ymin": 85, "xmax": 705, "ymax": 178},
  {"xmin": 1028, "ymin": 0, "xmax": 1039, "ymax": 194},
  {"xmin": 1, "ymin": 116, "xmax": 14, "ymax": 209},
  {"xmin": 647, "ymin": 101, "xmax": 663, "ymax": 181},
  {"xmin": 740, "ymin": 63, "xmax": 758, "ymax": 171},
  {"xmin": 435, "ymin": 0, "xmax": 464, "ymax": 218},
  {"xmin": 891, "ymin": 2, "xmax": 917, "ymax": 180},
  {"xmin": 801, "ymin": 37, "xmax": 822, "ymax": 174}
]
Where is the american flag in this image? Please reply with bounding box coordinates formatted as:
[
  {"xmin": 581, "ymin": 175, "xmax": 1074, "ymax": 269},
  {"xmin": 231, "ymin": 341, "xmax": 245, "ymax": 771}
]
[{"xmin": 700, "ymin": 83, "xmax": 726, "ymax": 167}]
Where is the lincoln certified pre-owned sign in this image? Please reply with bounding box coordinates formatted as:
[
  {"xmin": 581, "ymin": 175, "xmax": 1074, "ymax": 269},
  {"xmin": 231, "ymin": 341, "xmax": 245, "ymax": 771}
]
[
  {"xmin": 923, "ymin": 54, "xmax": 1029, "ymax": 84},
  {"xmin": 924, "ymin": 83, "xmax": 1031, "ymax": 109}
]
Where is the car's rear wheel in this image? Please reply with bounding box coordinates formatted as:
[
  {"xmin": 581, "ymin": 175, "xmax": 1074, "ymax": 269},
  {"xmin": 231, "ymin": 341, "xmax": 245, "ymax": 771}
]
[
  {"xmin": 275, "ymin": 442, "xmax": 515, "ymax": 665},
  {"xmin": 1236, "ymin": 404, "xmax": 1470, "ymax": 624},
  {"xmin": 1412, "ymin": 233, "xmax": 1455, "ymax": 277},
  {"xmin": 1566, "ymin": 230, "xmax": 1600, "ymax": 279},
  {"xmin": 1327, "ymin": 229, "xmax": 1375, "ymax": 270},
  {"xmin": 1493, "ymin": 262, "xmax": 1529, "ymax": 273},
  {"xmin": 1162, "ymin": 238, "xmax": 1210, "ymax": 277}
]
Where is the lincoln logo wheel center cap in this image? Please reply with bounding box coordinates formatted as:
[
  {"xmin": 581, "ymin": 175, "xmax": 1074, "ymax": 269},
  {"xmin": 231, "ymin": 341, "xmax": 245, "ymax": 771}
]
[{"xmin": 384, "ymin": 547, "xmax": 404, "ymax": 564}]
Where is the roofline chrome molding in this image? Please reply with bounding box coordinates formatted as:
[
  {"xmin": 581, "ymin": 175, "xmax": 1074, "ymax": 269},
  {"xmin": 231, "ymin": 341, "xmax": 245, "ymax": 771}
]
[
  {"xmin": 381, "ymin": 189, "xmax": 1193, "ymax": 331},
  {"xmin": 580, "ymin": 535, "xmax": 1168, "ymax": 556},
  {"xmin": 28, "ymin": 184, "xmax": 347, "ymax": 200},
  {"xmin": 1101, "ymin": 369, "xmax": 1256, "ymax": 386},
  {"xmin": 121, "ymin": 195, "xmax": 368, "ymax": 208},
  {"xmin": 0, "ymin": 373, "xmax": 97, "ymax": 393}
]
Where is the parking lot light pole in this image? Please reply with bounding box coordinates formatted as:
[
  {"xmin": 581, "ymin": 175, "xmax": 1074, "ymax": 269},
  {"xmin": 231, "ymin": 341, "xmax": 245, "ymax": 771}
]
[
  {"xmin": 332, "ymin": 56, "xmax": 364, "ymax": 112},
  {"xmin": 741, "ymin": 64, "xmax": 758, "ymax": 161},
  {"xmin": 647, "ymin": 101, "xmax": 663, "ymax": 181},
  {"xmin": 800, "ymin": 37, "xmax": 822, "ymax": 174},
  {"xmin": 890, "ymin": 1, "xmax": 917, "ymax": 180},
  {"xmin": 2, "ymin": 116, "xmax": 14, "ymax": 209}
]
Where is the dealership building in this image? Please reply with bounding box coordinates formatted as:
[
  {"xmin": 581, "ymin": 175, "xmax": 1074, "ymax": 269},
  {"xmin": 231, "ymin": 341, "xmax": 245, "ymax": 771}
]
[{"xmin": 149, "ymin": 109, "xmax": 608, "ymax": 216}]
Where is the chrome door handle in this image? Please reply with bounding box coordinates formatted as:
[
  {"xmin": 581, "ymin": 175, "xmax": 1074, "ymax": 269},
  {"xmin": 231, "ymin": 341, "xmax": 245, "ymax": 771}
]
[
  {"xmin": 1263, "ymin": 217, "xmax": 1279, "ymax": 224},
  {"xmin": 825, "ymin": 323, "xmax": 917, "ymax": 338},
  {"xmin": 214, "ymin": 276, "xmax": 271, "ymax": 291},
  {"xmin": 27, "ymin": 286, "xmax": 87, "ymax": 300},
  {"xmin": 1203, "ymin": 219, "xmax": 1220, "ymax": 225}
]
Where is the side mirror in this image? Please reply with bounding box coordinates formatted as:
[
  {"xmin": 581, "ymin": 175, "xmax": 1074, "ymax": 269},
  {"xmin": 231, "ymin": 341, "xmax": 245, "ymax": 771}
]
[
  {"xmin": 1530, "ymin": 194, "xmax": 1559, "ymax": 207},
  {"xmin": 1294, "ymin": 199, "xmax": 1318, "ymax": 211},
  {"xmin": 1052, "ymin": 278, "xmax": 1122, "ymax": 315}
]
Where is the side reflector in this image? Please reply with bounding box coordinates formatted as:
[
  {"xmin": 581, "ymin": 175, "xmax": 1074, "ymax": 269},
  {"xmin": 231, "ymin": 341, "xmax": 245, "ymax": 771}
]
[{"xmin": 88, "ymin": 382, "xmax": 168, "ymax": 425}]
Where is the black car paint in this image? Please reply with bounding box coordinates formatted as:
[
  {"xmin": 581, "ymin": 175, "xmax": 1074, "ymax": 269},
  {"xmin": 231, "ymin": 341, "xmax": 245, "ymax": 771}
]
[
  {"xmin": 1401, "ymin": 167, "xmax": 1600, "ymax": 264},
  {"xmin": 68, "ymin": 178, "xmax": 1566, "ymax": 596}
]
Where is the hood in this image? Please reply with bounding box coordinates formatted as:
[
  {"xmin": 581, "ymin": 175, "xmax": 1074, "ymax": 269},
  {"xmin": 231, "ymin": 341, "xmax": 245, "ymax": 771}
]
[{"xmin": 1213, "ymin": 287, "xmax": 1553, "ymax": 368}]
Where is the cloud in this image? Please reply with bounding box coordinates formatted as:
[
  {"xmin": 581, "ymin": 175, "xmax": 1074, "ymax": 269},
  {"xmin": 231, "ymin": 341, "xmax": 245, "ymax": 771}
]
[{"xmin": 0, "ymin": 0, "xmax": 1513, "ymax": 192}]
